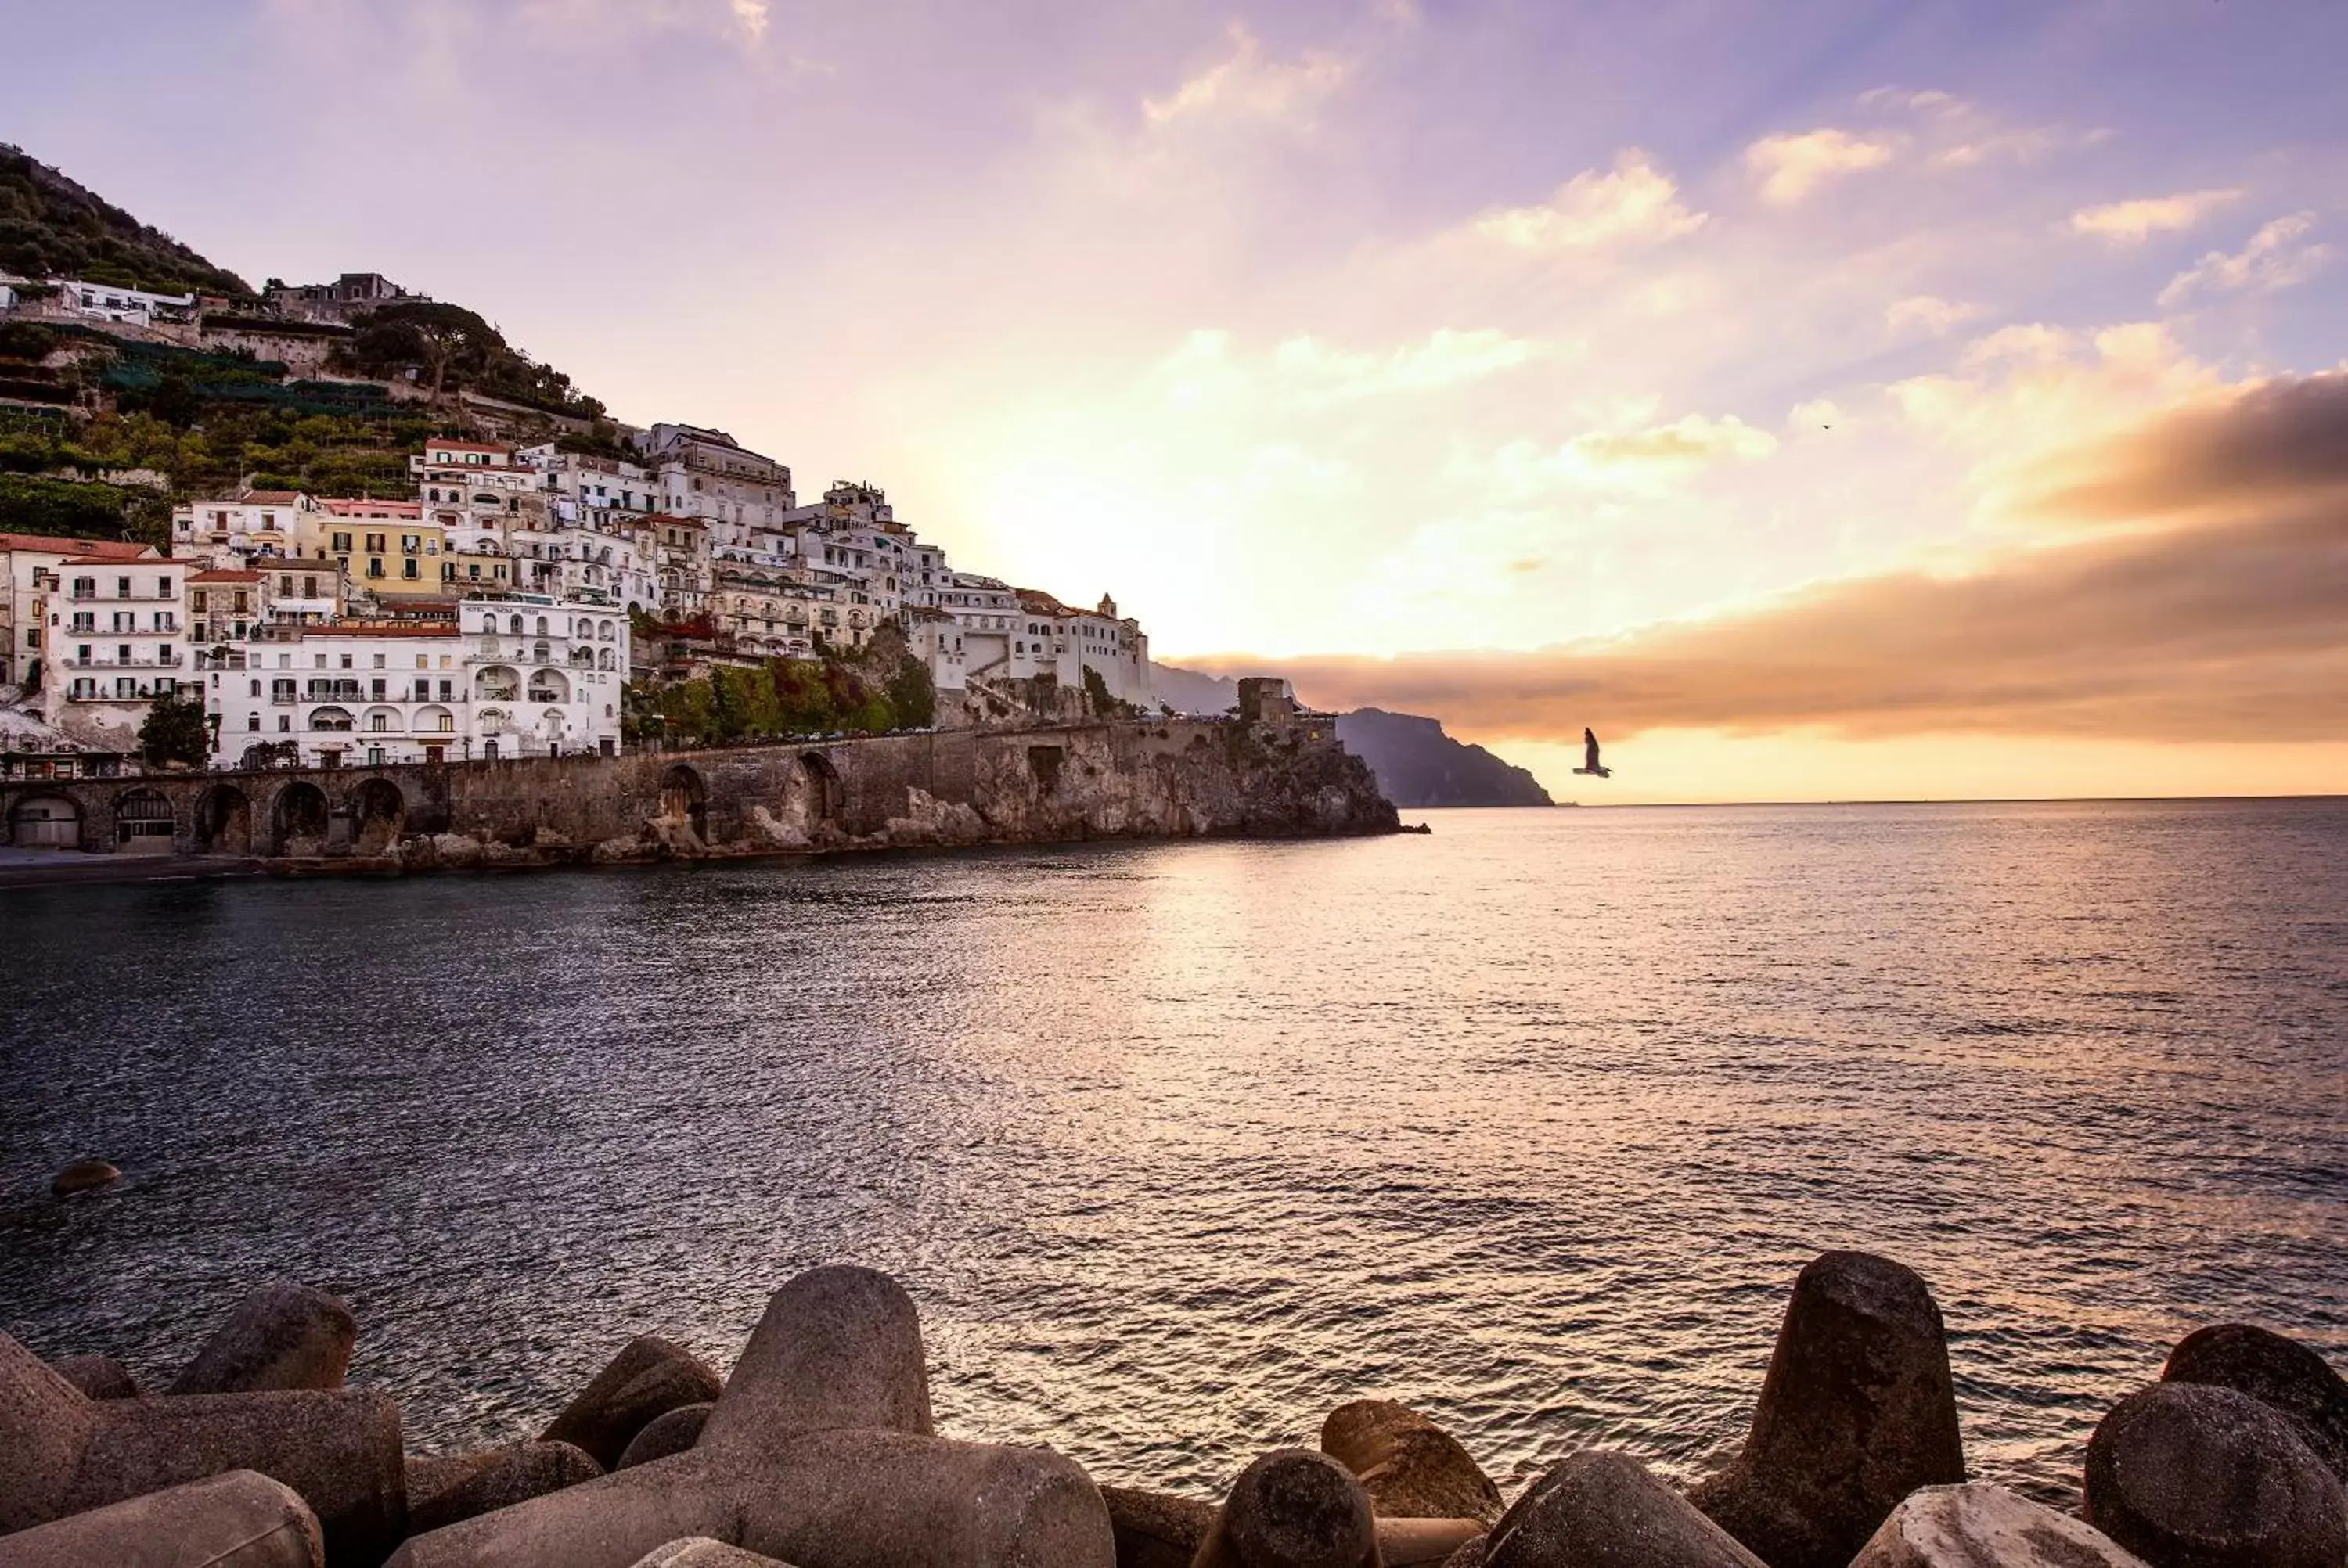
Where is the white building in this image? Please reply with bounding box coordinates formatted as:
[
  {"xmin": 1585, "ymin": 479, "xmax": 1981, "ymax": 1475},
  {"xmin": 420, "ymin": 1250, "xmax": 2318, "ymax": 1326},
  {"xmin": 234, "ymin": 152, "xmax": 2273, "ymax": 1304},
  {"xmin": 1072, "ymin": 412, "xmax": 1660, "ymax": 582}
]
[
  {"xmin": 203, "ymin": 595, "xmax": 629, "ymax": 768},
  {"xmin": 636, "ymin": 423, "xmax": 795, "ymax": 546},
  {"xmin": 0, "ymin": 530, "xmax": 158, "ymax": 692},
  {"xmin": 41, "ymin": 554, "xmax": 190, "ymax": 748},
  {"xmin": 172, "ymin": 490, "xmax": 325, "ymax": 564},
  {"xmin": 53, "ymin": 279, "xmax": 196, "ymax": 327}
]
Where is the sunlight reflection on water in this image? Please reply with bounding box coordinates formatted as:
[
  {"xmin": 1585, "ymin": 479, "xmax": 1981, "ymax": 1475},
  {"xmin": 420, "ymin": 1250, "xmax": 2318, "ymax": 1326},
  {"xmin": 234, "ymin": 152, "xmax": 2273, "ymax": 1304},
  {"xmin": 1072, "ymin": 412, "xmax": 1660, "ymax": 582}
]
[{"xmin": 4, "ymin": 799, "xmax": 2346, "ymax": 1505}]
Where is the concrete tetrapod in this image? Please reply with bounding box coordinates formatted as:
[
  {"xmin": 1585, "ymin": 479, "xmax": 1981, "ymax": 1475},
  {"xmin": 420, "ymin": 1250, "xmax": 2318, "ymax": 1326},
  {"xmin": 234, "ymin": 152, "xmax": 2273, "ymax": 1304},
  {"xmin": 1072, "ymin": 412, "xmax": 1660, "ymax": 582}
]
[
  {"xmin": 1321, "ymin": 1402, "xmax": 1502, "ymax": 1523},
  {"xmin": 387, "ymin": 1264, "xmax": 1113, "ymax": 1568},
  {"xmin": 1687, "ymin": 1251, "xmax": 1965, "ymax": 1568},
  {"xmin": 0, "ymin": 1329, "xmax": 405, "ymax": 1564},
  {"xmin": 51, "ymin": 1353, "xmax": 140, "ymax": 1400},
  {"xmin": 1481, "ymin": 1451, "xmax": 1763, "ymax": 1568},
  {"xmin": 2161, "ymin": 1324, "xmax": 2348, "ymax": 1485},
  {"xmin": 407, "ymin": 1442, "xmax": 603, "ymax": 1534},
  {"xmin": 0, "ymin": 1469, "xmax": 323, "ymax": 1568},
  {"xmin": 1104, "ymin": 1485, "xmax": 1216, "ymax": 1568},
  {"xmin": 630, "ymin": 1541, "xmax": 794, "ymax": 1567},
  {"xmin": 1191, "ymin": 1449, "xmax": 1381, "ymax": 1568},
  {"xmin": 1849, "ymin": 1483, "xmax": 2149, "ymax": 1567},
  {"xmin": 2083, "ymin": 1383, "xmax": 2348, "ymax": 1568},
  {"xmin": 542, "ymin": 1336, "xmax": 723, "ymax": 1470},
  {"xmin": 618, "ymin": 1404, "xmax": 713, "ymax": 1470},
  {"xmin": 171, "ymin": 1285, "xmax": 359, "ymax": 1396}
]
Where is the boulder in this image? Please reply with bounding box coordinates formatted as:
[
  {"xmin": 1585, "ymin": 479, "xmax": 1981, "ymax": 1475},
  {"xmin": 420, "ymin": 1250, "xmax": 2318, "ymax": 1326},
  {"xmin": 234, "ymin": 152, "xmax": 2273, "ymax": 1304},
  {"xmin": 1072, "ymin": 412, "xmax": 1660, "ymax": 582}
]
[
  {"xmin": 543, "ymin": 1336, "xmax": 726, "ymax": 1469},
  {"xmin": 1320, "ymin": 1401, "xmax": 1501, "ymax": 1523},
  {"xmin": 2162, "ymin": 1323, "xmax": 2348, "ymax": 1483},
  {"xmin": 1851, "ymin": 1483, "xmax": 2149, "ymax": 1566},
  {"xmin": 1482, "ymin": 1451, "xmax": 1763, "ymax": 1568},
  {"xmin": 52, "ymin": 1353, "xmax": 139, "ymax": 1400},
  {"xmin": 1194, "ymin": 1448, "xmax": 1380, "ymax": 1568},
  {"xmin": 618, "ymin": 1403, "xmax": 713, "ymax": 1470},
  {"xmin": 1687, "ymin": 1251, "xmax": 1964, "ymax": 1568},
  {"xmin": 2083, "ymin": 1383, "xmax": 2348, "ymax": 1568},
  {"xmin": 1103, "ymin": 1487, "xmax": 1214, "ymax": 1568},
  {"xmin": 430, "ymin": 833, "xmax": 484, "ymax": 868},
  {"xmin": 1, "ymin": 1329, "xmax": 405, "ymax": 1563},
  {"xmin": 49, "ymin": 1158, "xmax": 120, "ymax": 1196},
  {"xmin": 171, "ymin": 1285, "xmax": 358, "ymax": 1396},
  {"xmin": 408, "ymin": 1440, "xmax": 603, "ymax": 1534},
  {"xmin": 630, "ymin": 1541, "xmax": 794, "ymax": 1567},
  {"xmin": 0, "ymin": 1469, "xmax": 322, "ymax": 1568},
  {"xmin": 1436, "ymin": 1539, "xmax": 1484, "ymax": 1568}
]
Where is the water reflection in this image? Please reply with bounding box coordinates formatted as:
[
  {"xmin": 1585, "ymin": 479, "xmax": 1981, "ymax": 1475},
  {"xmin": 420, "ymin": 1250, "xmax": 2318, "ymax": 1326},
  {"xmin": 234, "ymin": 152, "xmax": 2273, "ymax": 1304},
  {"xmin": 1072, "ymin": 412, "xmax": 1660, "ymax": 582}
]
[{"xmin": 3, "ymin": 800, "xmax": 2345, "ymax": 1505}]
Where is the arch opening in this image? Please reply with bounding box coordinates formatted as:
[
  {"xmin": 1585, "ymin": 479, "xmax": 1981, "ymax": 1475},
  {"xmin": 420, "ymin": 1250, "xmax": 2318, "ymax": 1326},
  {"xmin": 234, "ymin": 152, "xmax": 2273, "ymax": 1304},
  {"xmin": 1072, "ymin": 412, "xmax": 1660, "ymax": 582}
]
[
  {"xmin": 115, "ymin": 788, "xmax": 177, "ymax": 855},
  {"xmin": 9, "ymin": 793, "xmax": 81, "ymax": 851},
  {"xmin": 196, "ymin": 785, "xmax": 252, "ymax": 855},
  {"xmin": 273, "ymin": 782, "xmax": 330, "ymax": 856},
  {"xmin": 659, "ymin": 764, "xmax": 708, "ymax": 841},
  {"xmin": 350, "ymin": 779, "xmax": 405, "ymax": 856}
]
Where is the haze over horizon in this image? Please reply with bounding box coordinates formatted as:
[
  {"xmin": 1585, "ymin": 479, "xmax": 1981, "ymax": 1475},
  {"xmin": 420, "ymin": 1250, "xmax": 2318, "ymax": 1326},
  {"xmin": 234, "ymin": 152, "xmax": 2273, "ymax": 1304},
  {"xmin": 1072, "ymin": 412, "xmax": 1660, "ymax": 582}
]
[{"xmin": 11, "ymin": 0, "xmax": 2346, "ymax": 802}]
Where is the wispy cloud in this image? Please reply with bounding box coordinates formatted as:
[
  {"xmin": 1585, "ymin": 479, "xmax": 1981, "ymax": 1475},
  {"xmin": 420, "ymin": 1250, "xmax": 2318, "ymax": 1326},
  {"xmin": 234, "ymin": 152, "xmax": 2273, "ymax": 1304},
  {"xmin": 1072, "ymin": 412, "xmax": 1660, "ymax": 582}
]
[
  {"xmin": 1885, "ymin": 295, "xmax": 1986, "ymax": 336},
  {"xmin": 2159, "ymin": 213, "xmax": 2332, "ymax": 307},
  {"xmin": 1472, "ymin": 151, "xmax": 1705, "ymax": 250},
  {"xmin": 1142, "ymin": 25, "xmax": 1349, "ymax": 130},
  {"xmin": 2068, "ymin": 189, "xmax": 2242, "ymax": 244},
  {"xmin": 1745, "ymin": 128, "xmax": 1898, "ymax": 203}
]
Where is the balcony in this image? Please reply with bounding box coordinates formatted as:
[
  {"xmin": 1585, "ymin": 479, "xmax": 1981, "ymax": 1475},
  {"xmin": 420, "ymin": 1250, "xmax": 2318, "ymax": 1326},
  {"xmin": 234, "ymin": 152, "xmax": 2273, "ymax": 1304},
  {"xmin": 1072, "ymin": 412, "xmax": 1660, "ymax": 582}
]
[{"xmin": 61, "ymin": 653, "xmax": 183, "ymax": 670}]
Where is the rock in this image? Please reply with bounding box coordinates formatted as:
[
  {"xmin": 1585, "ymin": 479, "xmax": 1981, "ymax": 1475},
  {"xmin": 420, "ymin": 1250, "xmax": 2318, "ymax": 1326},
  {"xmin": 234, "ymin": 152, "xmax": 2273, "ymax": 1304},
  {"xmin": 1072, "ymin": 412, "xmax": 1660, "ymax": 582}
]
[
  {"xmin": 1194, "ymin": 1448, "xmax": 1380, "ymax": 1568},
  {"xmin": 52, "ymin": 1353, "xmax": 139, "ymax": 1400},
  {"xmin": 49, "ymin": 1158, "xmax": 120, "ymax": 1196},
  {"xmin": 2083, "ymin": 1383, "xmax": 2348, "ymax": 1568},
  {"xmin": 629, "ymin": 1541, "xmax": 796, "ymax": 1567},
  {"xmin": 1320, "ymin": 1400, "xmax": 1501, "ymax": 1523},
  {"xmin": 430, "ymin": 833, "xmax": 484, "ymax": 868},
  {"xmin": 1437, "ymin": 1538, "xmax": 1484, "ymax": 1568},
  {"xmin": 2163, "ymin": 1323, "xmax": 2348, "ymax": 1484},
  {"xmin": 1687, "ymin": 1251, "xmax": 1965, "ymax": 1568},
  {"xmin": 387, "ymin": 1265, "xmax": 1110, "ymax": 1568},
  {"xmin": 409, "ymin": 1441, "xmax": 603, "ymax": 1534},
  {"xmin": 1852, "ymin": 1483, "xmax": 2148, "ymax": 1566},
  {"xmin": 1, "ymin": 1329, "xmax": 405, "ymax": 1563},
  {"xmin": 542, "ymin": 1336, "xmax": 725, "ymax": 1470},
  {"xmin": 1482, "ymin": 1451, "xmax": 1763, "ymax": 1568},
  {"xmin": 618, "ymin": 1403, "xmax": 712, "ymax": 1469},
  {"xmin": 0, "ymin": 1469, "xmax": 322, "ymax": 1568},
  {"xmin": 1103, "ymin": 1486, "xmax": 1215, "ymax": 1568},
  {"xmin": 170, "ymin": 1284, "xmax": 358, "ymax": 1396}
]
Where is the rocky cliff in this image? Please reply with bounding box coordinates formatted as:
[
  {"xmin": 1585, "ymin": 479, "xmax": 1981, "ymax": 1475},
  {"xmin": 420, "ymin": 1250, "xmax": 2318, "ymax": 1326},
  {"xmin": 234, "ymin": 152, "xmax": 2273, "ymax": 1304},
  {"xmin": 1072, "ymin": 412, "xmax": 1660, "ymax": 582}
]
[{"xmin": 1334, "ymin": 708, "xmax": 1554, "ymax": 807}]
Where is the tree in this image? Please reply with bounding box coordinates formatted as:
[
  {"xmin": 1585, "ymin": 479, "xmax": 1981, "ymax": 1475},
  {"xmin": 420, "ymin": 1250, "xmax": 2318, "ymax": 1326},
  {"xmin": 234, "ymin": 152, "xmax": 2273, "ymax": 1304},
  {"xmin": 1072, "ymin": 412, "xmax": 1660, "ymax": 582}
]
[{"xmin": 139, "ymin": 691, "xmax": 208, "ymax": 768}]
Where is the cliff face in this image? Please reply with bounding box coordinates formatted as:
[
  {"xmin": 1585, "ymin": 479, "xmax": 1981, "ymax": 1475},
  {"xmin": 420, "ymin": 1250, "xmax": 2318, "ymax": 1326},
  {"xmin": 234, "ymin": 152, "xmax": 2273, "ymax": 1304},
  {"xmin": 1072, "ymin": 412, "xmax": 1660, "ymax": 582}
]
[{"xmin": 1334, "ymin": 708, "xmax": 1553, "ymax": 807}]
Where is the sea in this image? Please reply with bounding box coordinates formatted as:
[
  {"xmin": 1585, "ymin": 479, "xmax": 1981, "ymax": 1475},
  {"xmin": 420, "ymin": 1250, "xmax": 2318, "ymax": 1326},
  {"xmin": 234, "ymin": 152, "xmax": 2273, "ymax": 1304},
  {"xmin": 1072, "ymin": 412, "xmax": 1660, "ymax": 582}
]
[{"xmin": 3, "ymin": 800, "xmax": 2345, "ymax": 1506}]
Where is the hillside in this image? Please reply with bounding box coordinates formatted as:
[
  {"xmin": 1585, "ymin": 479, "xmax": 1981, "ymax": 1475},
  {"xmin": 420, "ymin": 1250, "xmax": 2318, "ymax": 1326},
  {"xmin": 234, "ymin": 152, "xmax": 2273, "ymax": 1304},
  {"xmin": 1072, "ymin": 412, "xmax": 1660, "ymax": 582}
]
[
  {"xmin": 1334, "ymin": 707, "xmax": 1554, "ymax": 807},
  {"xmin": 0, "ymin": 145, "xmax": 250, "ymax": 297}
]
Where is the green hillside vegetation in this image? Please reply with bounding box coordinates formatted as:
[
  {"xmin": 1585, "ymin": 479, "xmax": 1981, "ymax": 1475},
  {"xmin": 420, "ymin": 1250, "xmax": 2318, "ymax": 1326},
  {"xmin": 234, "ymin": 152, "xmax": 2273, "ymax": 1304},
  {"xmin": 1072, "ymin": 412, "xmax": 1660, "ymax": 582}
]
[
  {"xmin": 628, "ymin": 628, "xmax": 937, "ymax": 746},
  {"xmin": 0, "ymin": 145, "xmax": 250, "ymax": 297},
  {"xmin": 337, "ymin": 300, "xmax": 605, "ymax": 419}
]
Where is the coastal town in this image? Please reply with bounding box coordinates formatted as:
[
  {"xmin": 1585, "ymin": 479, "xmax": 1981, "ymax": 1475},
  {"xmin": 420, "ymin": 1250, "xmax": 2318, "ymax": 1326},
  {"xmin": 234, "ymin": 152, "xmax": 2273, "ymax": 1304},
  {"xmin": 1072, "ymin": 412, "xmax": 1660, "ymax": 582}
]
[{"xmin": 0, "ymin": 268, "xmax": 1157, "ymax": 783}]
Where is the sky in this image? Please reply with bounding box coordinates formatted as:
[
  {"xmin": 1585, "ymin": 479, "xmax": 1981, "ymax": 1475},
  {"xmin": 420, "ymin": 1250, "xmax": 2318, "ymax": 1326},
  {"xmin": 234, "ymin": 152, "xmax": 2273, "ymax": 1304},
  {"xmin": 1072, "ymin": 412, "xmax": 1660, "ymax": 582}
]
[{"xmin": 9, "ymin": 0, "xmax": 2348, "ymax": 800}]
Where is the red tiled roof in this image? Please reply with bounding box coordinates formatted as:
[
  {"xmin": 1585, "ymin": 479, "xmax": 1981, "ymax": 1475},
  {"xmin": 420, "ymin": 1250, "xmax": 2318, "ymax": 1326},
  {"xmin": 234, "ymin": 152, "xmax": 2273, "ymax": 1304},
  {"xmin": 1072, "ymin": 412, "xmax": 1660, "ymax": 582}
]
[
  {"xmin": 1014, "ymin": 588, "xmax": 1073, "ymax": 617},
  {"xmin": 235, "ymin": 490, "xmax": 304, "ymax": 505},
  {"xmin": 0, "ymin": 532, "xmax": 151, "ymax": 558},
  {"xmin": 321, "ymin": 498, "xmax": 423, "ymax": 516},
  {"xmin": 190, "ymin": 569, "xmax": 265, "ymax": 582},
  {"xmin": 289, "ymin": 623, "xmax": 462, "ymax": 638},
  {"xmin": 426, "ymin": 440, "xmax": 513, "ymax": 454},
  {"xmin": 63, "ymin": 554, "xmax": 175, "ymax": 567}
]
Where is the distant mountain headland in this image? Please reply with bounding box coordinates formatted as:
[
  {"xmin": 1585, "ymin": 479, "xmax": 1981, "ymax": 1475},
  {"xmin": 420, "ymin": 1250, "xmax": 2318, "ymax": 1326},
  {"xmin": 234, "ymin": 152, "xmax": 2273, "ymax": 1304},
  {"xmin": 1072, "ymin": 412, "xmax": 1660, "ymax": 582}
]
[{"xmin": 1152, "ymin": 663, "xmax": 1554, "ymax": 807}]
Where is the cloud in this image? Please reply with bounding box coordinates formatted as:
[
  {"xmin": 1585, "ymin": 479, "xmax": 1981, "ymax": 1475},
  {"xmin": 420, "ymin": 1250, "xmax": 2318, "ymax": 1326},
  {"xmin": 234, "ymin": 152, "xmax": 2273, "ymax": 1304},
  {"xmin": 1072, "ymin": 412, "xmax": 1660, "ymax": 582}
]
[
  {"xmin": 1745, "ymin": 128, "xmax": 1898, "ymax": 203},
  {"xmin": 1885, "ymin": 295, "xmax": 1986, "ymax": 336},
  {"xmin": 2158, "ymin": 212, "xmax": 2332, "ymax": 307},
  {"xmin": 1203, "ymin": 372, "xmax": 2348, "ymax": 745},
  {"xmin": 1151, "ymin": 326, "xmax": 1549, "ymax": 409},
  {"xmin": 1565, "ymin": 414, "xmax": 1778, "ymax": 466},
  {"xmin": 1142, "ymin": 26, "xmax": 1349, "ymax": 130},
  {"xmin": 727, "ymin": 0, "xmax": 766, "ymax": 43},
  {"xmin": 1472, "ymin": 151, "xmax": 1706, "ymax": 250},
  {"xmin": 2068, "ymin": 189, "xmax": 2242, "ymax": 243}
]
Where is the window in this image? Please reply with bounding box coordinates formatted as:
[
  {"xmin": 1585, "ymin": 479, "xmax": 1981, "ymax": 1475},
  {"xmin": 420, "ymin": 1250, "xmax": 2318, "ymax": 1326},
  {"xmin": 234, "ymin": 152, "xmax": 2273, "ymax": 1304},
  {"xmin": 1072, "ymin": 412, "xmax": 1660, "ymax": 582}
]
[
  {"xmin": 279, "ymin": 715, "xmax": 290, "ymax": 732},
  {"xmin": 193, "ymin": 589, "xmax": 209, "ymax": 613},
  {"xmin": 117, "ymin": 577, "xmax": 131, "ymax": 599},
  {"xmin": 249, "ymin": 679, "xmax": 261, "ymax": 697},
  {"xmin": 367, "ymin": 559, "xmax": 384, "ymax": 578},
  {"xmin": 304, "ymin": 577, "xmax": 319, "ymax": 597},
  {"xmin": 402, "ymin": 559, "xmax": 420, "ymax": 579},
  {"xmin": 331, "ymin": 532, "xmax": 352, "ymax": 552},
  {"xmin": 247, "ymin": 713, "xmax": 261, "ymax": 731}
]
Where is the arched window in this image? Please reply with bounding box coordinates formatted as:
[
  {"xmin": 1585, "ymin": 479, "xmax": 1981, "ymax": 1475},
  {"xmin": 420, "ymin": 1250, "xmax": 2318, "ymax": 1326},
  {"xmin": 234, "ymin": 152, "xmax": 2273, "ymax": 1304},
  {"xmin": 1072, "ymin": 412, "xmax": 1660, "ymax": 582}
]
[
  {"xmin": 509, "ymin": 614, "xmax": 524, "ymax": 635},
  {"xmin": 535, "ymin": 617, "xmax": 549, "ymax": 636}
]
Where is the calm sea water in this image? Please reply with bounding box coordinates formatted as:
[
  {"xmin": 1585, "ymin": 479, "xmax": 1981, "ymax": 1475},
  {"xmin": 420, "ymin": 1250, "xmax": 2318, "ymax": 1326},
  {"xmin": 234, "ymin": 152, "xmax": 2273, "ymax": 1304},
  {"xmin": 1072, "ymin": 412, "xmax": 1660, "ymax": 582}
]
[{"xmin": 3, "ymin": 801, "xmax": 2346, "ymax": 1506}]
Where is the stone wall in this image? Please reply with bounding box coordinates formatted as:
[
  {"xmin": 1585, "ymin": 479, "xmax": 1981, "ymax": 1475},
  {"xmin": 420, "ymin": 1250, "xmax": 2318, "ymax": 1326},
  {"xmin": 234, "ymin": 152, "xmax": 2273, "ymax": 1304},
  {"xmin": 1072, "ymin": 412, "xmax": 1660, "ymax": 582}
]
[{"xmin": 0, "ymin": 717, "xmax": 1399, "ymax": 867}]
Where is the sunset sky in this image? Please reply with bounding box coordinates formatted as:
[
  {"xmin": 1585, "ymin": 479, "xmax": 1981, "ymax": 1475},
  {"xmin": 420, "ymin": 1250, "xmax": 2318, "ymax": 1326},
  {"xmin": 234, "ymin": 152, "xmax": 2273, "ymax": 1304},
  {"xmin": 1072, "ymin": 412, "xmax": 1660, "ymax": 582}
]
[{"xmin": 12, "ymin": 0, "xmax": 2346, "ymax": 800}]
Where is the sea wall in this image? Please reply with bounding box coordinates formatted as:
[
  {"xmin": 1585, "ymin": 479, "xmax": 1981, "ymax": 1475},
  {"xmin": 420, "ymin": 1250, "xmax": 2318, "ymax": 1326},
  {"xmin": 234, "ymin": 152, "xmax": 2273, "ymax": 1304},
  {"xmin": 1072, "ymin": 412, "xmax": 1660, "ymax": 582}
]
[{"xmin": 0, "ymin": 717, "xmax": 1400, "ymax": 866}]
